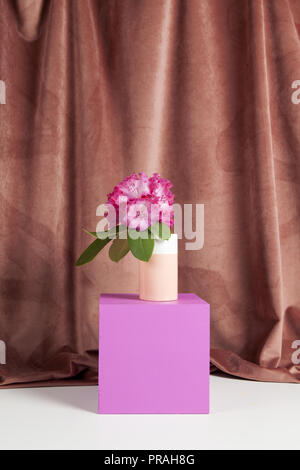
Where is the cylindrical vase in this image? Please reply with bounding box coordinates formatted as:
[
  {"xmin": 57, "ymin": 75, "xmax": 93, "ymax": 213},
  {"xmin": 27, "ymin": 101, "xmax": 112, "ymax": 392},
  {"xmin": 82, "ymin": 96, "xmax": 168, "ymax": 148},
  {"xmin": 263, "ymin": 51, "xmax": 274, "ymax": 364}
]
[{"xmin": 139, "ymin": 234, "xmax": 178, "ymax": 301}]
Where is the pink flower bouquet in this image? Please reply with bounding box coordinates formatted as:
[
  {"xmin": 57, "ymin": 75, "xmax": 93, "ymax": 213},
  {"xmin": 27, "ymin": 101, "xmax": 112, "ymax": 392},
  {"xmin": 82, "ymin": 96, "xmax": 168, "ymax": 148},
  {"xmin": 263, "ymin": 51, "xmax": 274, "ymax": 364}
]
[{"xmin": 76, "ymin": 173, "xmax": 174, "ymax": 265}]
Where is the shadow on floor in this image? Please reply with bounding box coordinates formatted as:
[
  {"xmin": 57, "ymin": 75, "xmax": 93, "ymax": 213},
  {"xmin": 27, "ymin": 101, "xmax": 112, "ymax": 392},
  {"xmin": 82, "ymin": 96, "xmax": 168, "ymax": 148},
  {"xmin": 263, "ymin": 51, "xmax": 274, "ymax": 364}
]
[{"xmin": 24, "ymin": 385, "xmax": 98, "ymax": 414}]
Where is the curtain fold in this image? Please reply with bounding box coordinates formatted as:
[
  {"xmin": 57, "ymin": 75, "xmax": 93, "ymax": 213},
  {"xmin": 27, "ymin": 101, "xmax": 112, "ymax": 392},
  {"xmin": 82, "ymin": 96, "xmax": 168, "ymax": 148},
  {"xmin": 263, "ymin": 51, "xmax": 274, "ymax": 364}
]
[{"xmin": 0, "ymin": 0, "xmax": 299, "ymax": 387}]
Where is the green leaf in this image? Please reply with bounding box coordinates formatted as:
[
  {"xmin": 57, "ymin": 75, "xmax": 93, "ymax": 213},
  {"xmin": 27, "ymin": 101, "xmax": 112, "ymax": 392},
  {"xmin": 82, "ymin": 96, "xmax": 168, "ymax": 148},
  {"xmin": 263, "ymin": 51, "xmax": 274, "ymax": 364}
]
[
  {"xmin": 83, "ymin": 229, "xmax": 98, "ymax": 238},
  {"xmin": 149, "ymin": 222, "xmax": 171, "ymax": 240},
  {"xmin": 76, "ymin": 237, "xmax": 111, "ymax": 266},
  {"xmin": 128, "ymin": 235, "xmax": 154, "ymax": 262},
  {"xmin": 109, "ymin": 238, "xmax": 130, "ymax": 262},
  {"xmin": 83, "ymin": 225, "xmax": 127, "ymax": 240},
  {"xmin": 127, "ymin": 227, "xmax": 150, "ymax": 240}
]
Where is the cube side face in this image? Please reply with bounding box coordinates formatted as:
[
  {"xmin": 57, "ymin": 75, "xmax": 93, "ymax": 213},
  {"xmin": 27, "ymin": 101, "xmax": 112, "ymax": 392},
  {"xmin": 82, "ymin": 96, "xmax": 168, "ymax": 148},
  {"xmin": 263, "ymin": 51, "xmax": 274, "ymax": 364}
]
[{"xmin": 98, "ymin": 298, "xmax": 210, "ymax": 414}]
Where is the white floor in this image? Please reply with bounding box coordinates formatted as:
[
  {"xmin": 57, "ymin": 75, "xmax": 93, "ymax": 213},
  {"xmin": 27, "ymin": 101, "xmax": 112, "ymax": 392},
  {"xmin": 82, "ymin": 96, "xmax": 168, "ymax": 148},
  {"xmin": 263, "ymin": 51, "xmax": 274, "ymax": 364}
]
[{"xmin": 0, "ymin": 375, "xmax": 299, "ymax": 450}]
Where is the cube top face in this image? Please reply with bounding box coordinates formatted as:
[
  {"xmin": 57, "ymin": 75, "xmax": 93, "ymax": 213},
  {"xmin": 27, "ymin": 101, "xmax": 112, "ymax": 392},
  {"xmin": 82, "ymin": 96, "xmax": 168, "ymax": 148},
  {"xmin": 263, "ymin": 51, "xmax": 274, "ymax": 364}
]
[
  {"xmin": 100, "ymin": 293, "xmax": 208, "ymax": 306},
  {"xmin": 99, "ymin": 294, "xmax": 210, "ymax": 414}
]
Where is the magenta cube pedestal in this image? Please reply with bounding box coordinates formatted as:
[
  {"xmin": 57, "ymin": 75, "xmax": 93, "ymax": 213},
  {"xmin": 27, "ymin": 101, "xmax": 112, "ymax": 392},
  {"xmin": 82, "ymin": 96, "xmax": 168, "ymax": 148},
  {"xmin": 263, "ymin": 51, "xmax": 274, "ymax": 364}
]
[{"xmin": 98, "ymin": 294, "xmax": 210, "ymax": 414}]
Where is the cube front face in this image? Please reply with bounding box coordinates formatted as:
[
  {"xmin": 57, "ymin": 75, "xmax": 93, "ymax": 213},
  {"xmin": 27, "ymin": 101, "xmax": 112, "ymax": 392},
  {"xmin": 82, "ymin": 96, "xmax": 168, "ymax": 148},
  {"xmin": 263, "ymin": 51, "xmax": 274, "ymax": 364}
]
[{"xmin": 98, "ymin": 294, "xmax": 210, "ymax": 414}]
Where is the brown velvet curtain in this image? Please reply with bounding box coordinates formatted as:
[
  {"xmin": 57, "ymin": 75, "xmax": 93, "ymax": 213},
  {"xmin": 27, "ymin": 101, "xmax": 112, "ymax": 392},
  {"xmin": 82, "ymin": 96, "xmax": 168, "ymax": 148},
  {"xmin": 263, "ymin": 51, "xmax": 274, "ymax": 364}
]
[{"xmin": 0, "ymin": 0, "xmax": 300, "ymax": 387}]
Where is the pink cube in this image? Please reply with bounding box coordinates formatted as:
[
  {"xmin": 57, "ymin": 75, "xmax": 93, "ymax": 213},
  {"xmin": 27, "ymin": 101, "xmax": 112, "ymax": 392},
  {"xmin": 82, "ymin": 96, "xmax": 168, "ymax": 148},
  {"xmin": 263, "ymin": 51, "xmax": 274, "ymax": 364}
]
[{"xmin": 98, "ymin": 294, "xmax": 210, "ymax": 414}]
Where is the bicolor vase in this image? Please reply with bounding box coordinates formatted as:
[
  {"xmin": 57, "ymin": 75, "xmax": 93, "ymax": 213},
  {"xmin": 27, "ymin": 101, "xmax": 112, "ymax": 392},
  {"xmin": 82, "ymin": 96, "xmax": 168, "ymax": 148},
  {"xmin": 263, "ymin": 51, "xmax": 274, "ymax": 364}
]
[{"xmin": 138, "ymin": 234, "xmax": 178, "ymax": 301}]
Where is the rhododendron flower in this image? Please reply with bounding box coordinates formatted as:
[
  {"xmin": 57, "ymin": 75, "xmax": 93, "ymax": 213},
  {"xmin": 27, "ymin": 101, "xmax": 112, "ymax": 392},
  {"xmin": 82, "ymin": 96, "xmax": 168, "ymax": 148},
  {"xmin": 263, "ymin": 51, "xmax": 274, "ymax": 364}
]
[
  {"xmin": 106, "ymin": 173, "xmax": 174, "ymax": 230},
  {"xmin": 76, "ymin": 172, "xmax": 175, "ymax": 266}
]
